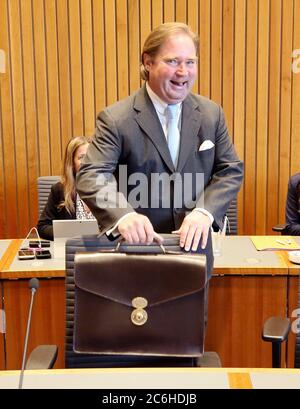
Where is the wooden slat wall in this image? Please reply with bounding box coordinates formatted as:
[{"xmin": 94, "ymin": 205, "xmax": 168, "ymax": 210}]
[{"xmin": 0, "ymin": 0, "xmax": 299, "ymax": 238}]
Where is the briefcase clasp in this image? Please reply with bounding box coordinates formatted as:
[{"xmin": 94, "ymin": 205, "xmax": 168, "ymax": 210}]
[{"xmin": 131, "ymin": 296, "xmax": 148, "ymax": 326}]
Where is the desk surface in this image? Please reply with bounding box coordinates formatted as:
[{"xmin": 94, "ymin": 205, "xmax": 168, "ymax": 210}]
[
  {"xmin": 213, "ymin": 236, "xmax": 289, "ymax": 274},
  {"xmin": 1, "ymin": 236, "xmax": 299, "ymax": 279},
  {"xmin": 0, "ymin": 240, "xmax": 11, "ymax": 259},
  {"xmin": 0, "ymin": 240, "xmax": 12, "ymax": 271},
  {"xmin": 0, "ymin": 367, "xmax": 300, "ymax": 389},
  {"xmin": 0, "ymin": 239, "xmax": 65, "ymax": 278}
]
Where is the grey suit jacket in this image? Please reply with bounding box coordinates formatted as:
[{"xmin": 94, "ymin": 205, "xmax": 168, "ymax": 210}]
[{"xmin": 77, "ymin": 85, "xmax": 243, "ymax": 235}]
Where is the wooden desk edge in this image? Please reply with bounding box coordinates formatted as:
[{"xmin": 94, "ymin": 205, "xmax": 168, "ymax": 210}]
[{"xmin": 0, "ymin": 239, "xmax": 65, "ymax": 279}]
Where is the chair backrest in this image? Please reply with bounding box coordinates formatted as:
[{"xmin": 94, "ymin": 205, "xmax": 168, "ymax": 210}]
[
  {"xmin": 37, "ymin": 176, "xmax": 60, "ymax": 216},
  {"xmin": 65, "ymin": 235, "xmax": 207, "ymax": 368},
  {"xmin": 225, "ymin": 197, "xmax": 238, "ymax": 235}
]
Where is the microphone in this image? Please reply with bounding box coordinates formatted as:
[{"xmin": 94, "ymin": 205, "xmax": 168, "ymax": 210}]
[{"xmin": 18, "ymin": 278, "xmax": 39, "ymax": 389}]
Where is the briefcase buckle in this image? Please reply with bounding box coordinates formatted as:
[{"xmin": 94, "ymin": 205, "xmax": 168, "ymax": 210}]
[{"xmin": 131, "ymin": 297, "xmax": 148, "ymax": 326}]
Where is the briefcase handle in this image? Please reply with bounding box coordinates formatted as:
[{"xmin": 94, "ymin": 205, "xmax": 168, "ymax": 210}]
[{"xmin": 115, "ymin": 237, "xmax": 166, "ymax": 253}]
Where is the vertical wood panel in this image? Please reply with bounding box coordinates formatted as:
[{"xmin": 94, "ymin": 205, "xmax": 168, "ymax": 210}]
[
  {"xmin": 152, "ymin": 0, "xmax": 163, "ymax": 28},
  {"xmin": 199, "ymin": 0, "xmax": 211, "ymax": 98},
  {"xmin": 222, "ymin": 0, "xmax": 234, "ymax": 137},
  {"xmin": 291, "ymin": 0, "xmax": 300, "ymax": 175},
  {"xmin": 140, "ymin": 0, "xmax": 151, "ymax": 87},
  {"xmin": 104, "ymin": 0, "xmax": 117, "ymax": 105},
  {"xmin": 0, "ymin": 90, "xmax": 4, "ymax": 238},
  {"xmin": 244, "ymin": 0, "xmax": 257, "ymax": 235},
  {"xmin": 20, "ymin": 0, "xmax": 39, "ymax": 228},
  {"xmin": 234, "ymin": 0, "xmax": 246, "ymax": 233},
  {"xmin": 9, "ymin": 0, "xmax": 30, "ymax": 236},
  {"xmin": 57, "ymin": 0, "xmax": 72, "ymax": 146},
  {"xmin": 211, "ymin": 0, "xmax": 222, "ymax": 104},
  {"xmin": 116, "ymin": 0, "xmax": 129, "ymax": 100},
  {"xmin": 44, "ymin": 0, "xmax": 62, "ymax": 175},
  {"xmin": 81, "ymin": 0, "xmax": 95, "ymax": 134},
  {"xmin": 164, "ymin": 0, "xmax": 175, "ymax": 22},
  {"xmin": 267, "ymin": 0, "xmax": 281, "ymax": 231},
  {"xmin": 0, "ymin": 0, "xmax": 300, "ymax": 238},
  {"xmin": 0, "ymin": 0, "xmax": 18, "ymax": 238},
  {"xmin": 278, "ymin": 0, "xmax": 293, "ymax": 220},
  {"xmin": 175, "ymin": 0, "xmax": 187, "ymax": 22},
  {"xmin": 188, "ymin": 0, "xmax": 199, "ymax": 93},
  {"xmin": 93, "ymin": 0, "xmax": 106, "ymax": 112},
  {"xmin": 140, "ymin": 0, "xmax": 151, "ymax": 46},
  {"xmin": 255, "ymin": 0, "xmax": 269, "ymax": 234},
  {"xmin": 32, "ymin": 0, "xmax": 51, "ymax": 176},
  {"xmin": 128, "ymin": 0, "xmax": 140, "ymax": 93},
  {"xmin": 69, "ymin": 0, "xmax": 84, "ymax": 136}
]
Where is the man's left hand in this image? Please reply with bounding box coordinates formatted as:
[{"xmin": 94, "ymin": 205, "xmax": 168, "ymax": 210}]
[{"xmin": 172, "ymin": 211, "xmax": 212, "ymax": 251}]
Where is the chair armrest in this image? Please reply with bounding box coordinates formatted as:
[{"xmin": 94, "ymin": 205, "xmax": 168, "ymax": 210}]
[
  {"xmin": 272, "ymin": 224, "xmax": 287, "ymax": 233},
  {"xmin": 262, "ymin": 317, "xmax": 291, "ymax": 343},
  {"xmin": 196, "ymin": 351, "xmax": 222, "ymax": 367},
  {"xmin": 25, "ymin": 345, "xmax": 58, "ymax": 369}
]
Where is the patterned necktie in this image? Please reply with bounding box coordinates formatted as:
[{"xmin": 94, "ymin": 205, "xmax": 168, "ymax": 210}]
[{"xmin": 167, "ymin": 104, "xmax": 180, "ymax": 167}]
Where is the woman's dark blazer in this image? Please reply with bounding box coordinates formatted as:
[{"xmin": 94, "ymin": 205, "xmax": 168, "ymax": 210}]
[
  {"xmin": 285, "ymin": 172, "xmax": 300, "ymax": 235},
  {"xmin": 37, "ymin": 182, "xmax": 75, "ymax": 240}
]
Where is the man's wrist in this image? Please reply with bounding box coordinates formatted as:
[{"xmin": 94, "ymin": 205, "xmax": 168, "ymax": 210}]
[
  {"xmin": 106, "ymin": 212, "xmax": 136, "ymax": 237},
  {"xmin": 192, "ymin": 208, "xmax": 214, "ymax": 226}
]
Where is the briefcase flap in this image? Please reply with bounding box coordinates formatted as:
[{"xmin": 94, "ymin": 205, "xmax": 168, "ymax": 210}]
[
  {"xmin": 74, "ymin": 252, "xmax": 207, "ymax": 307},
  {"xmin": 74, "ymin": 251, "xmax": 207, "ymax": 356}
]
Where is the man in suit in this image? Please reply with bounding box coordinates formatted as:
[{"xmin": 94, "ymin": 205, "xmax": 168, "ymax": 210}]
[{"xmin": 76, "ymin": 22, "xmax": 243, "ymax": 274}]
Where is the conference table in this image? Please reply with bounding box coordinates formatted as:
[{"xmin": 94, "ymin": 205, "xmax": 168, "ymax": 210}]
[
  {"xmin": 1, "ymin": 367, "xmax": 300, "ymax": 389},
  {"xmin": 0, "ymin": 236, "xmax": 299, "ymax": 371}
]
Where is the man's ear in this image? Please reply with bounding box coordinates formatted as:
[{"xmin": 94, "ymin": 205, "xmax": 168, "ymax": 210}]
[{"xmin": 143, "ymin": 53, "xmax": 152, "ymax": 70}]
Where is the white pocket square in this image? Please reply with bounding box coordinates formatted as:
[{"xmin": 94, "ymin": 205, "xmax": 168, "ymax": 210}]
[{"xmin": 198, "ymin": 140, "xmax": 215, "ymax": 151}]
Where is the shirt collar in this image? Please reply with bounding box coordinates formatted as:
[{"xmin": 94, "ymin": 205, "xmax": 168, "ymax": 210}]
[{"xmin": 146, "ymin": 82, "xmax": 181, "ymax": 115}]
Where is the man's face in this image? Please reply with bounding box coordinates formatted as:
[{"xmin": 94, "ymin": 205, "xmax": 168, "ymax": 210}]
[{"xmin": 144, "ymin": 33, "xmax": 198, "ymax": 104}]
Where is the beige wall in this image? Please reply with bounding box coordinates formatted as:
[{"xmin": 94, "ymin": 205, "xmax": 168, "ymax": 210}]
[{"xmin": 0, "ymin": 0, "xmax": 299, "ymax": 238}]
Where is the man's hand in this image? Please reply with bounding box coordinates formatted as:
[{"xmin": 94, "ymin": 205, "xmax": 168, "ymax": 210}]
[
  {"xmin": 172, "ymin": 211, "xmax": 212, "ymax": 251},
  {"xmin": 118, "ymin": 213, "xmax": 163, "ymax": 244}
]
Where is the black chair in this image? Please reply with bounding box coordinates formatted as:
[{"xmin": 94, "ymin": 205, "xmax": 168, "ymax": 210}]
[
  {"xmin": 225, "ymin": 197, "xmax": 238, "ymax": 235},
  {"xmin": 262, "ymin": 280, "xmax": 300, "ymax": 368},
  {"xmin": 37, "ymin": 176, "xmax": 60, "ymax": 216},
  {"xmin": 65, "ymin": 235, "xmax": 221, "ymax": 368},
  {"xmin": 272, "ymin": 224, "xmax": 288, "ymax": 234}
]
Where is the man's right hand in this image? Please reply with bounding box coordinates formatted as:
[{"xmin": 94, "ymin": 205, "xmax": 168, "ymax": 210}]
[{"xmin": 117, "ymin": 213, "xmax": 163, "ymax": 244}]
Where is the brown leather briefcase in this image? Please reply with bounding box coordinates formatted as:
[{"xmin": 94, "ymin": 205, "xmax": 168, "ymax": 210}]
[{"xmin": 73, "ymin": 246, "xmax": 207, "ymax": 357}]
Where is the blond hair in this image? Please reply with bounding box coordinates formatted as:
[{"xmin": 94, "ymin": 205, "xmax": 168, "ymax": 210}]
[
  {"xmin": 141, "ymin": 22, "xmax": 199, "ymax": 81},
  {"xmin": 59, "ymin": 136, "xmax": 91, "ymax": 214}
]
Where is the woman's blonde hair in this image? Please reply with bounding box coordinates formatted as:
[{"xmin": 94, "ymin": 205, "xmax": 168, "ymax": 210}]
[
  {"xmin": 59, "ymin": 136, "xmax": 91, "ymax": 214},
  {"xmin": 141, "ymin": 22, "xmax": 199, "ymax": 81}
]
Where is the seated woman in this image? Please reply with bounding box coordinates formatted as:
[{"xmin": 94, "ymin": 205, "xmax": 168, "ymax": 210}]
[
  {"xmin": 37, "ymin": 136, "xmax": 95, "ymax": 240},
  {"xmin": 285, "ymin": 172, "xmax": 300, "ymax": 235}
]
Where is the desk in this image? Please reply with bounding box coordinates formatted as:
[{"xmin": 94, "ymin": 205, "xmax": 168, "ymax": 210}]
[
  {"xmin": 0, "ymin": 367, "xmax": 300, "ymax": 389},
  {"xmin": 0, "ymin": 237, "xmax": 299, "ymax": 370}
]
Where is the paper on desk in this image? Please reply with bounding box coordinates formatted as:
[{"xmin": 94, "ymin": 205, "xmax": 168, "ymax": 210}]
[{"xmin": 251, "ymin": 236, "xmax": 300, "ymax": 251}]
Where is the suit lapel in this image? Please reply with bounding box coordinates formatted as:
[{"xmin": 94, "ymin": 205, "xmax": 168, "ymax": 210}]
[
  {"xmin": 177, "ymin": 95, "xmax": 202, "ymax": 173},
  {"xmin": 133, "ymin": 87, "xmax": 175, "ymax": 172}
]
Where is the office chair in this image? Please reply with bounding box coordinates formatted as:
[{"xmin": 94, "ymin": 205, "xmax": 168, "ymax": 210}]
[
  {"xmin": 37, "ymin": 176, "xmax": 60, "ymax": 216},
  {"xmin": 224, "ymin": 197, "xmax": 238, "ymax": 235},
  {"xmin": 262, "ymin": 279, "xmax": 300, "ymax": 368},
  {"xmin": 272, "ymin": 224, "xmax": 288, "ymax": 234},
  {"xmin": 65, "ymin": 235, "xmax": 221, "ymax": 368}
]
